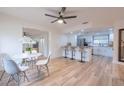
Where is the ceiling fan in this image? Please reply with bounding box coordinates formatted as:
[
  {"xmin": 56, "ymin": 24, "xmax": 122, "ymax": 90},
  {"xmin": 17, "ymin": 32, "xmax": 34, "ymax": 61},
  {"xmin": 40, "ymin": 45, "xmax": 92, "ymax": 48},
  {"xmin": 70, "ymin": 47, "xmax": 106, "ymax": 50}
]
[{"xmin": 45, "ymin": 7, "xmax": 77, "ymax": 24}]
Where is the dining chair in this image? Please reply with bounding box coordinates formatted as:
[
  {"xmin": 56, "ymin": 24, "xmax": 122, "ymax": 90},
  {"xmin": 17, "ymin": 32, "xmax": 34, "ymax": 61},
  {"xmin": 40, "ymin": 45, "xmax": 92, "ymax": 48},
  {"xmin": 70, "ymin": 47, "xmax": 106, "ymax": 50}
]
[
  {"xmin": 0, "ymin": 59, "xmax": 5, "ymax": 81},
  {"xmin": 0, "ymin": 53, "xmax": 10, "ymax": 81},
  {"xmin": 3, "ymin": 58, "xmax": 29, "ymax": 86},
  {"xmin": 28, "ymin": 53, "xmax": 43, "ymax": 68},
  {"xmin": 23, "ymin": 53, "xmax": 42, "ymax": 67},
  {"xmin": 35, "ymin": 52, "xmax": 51, "ymax": 76}
]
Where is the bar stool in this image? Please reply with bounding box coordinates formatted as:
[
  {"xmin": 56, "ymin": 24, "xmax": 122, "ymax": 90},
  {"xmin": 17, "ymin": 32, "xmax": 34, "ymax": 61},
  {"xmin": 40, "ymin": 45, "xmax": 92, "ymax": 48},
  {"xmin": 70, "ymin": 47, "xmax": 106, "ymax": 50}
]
[
  {"xmin": 71, "ymin": 47, "xmax": 76, "ymax": 60},
  {"xmin": 79, "ymin": 48, "xmax": 86, "ymax": 63},
  {"xmin": 64, "ymin": 47, "xmax": 68, "ymax": 58}
]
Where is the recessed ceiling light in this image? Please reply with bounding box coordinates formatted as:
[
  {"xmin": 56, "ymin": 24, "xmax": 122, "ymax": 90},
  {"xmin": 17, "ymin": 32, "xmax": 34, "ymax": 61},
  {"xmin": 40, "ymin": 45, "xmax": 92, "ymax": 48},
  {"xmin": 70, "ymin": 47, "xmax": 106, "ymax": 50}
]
[
  {"xmin": 70, "ymin": 32, "xmax": 73, "ymax": 34},
  {"xmin": 81, "ymin": 29, "xmax": 84, "ymax": 32},
  {"xmin": 108, "ymin": 28, "xmax": 113, "ymax": 31}
]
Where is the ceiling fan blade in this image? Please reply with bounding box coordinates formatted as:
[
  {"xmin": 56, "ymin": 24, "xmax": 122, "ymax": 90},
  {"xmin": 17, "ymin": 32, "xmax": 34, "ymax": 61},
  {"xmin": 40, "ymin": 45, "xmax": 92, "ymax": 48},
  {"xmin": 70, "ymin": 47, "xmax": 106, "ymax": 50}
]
[
  {"xmin": 63, "ymin": 19, "xmax": 67, "ymax": 24},
  {"xmin": 51, "ymin": 19, "xmax": 59, "ymax": 23},
  {"xmin": 63, "ymin": 16, "xmax": 77, "ymax": 19},
  {"xmin": 61, "ymin": 7, "xmax": 66, "ymax": 13},
  {"xmin": 59, "ymin": 7, "xmax": 66, "ymax": 15},
  {"xmin": 45, "ymin": 14, "xmax": 59, "ymax": 18}
]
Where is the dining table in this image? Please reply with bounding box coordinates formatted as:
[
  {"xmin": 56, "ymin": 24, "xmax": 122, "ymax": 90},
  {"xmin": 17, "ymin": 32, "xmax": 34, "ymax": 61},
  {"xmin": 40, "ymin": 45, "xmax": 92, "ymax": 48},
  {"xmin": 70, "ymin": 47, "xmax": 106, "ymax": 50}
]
[{"xmin": 12, "ymin": 53, "xmax": 43, "ymax": 65}]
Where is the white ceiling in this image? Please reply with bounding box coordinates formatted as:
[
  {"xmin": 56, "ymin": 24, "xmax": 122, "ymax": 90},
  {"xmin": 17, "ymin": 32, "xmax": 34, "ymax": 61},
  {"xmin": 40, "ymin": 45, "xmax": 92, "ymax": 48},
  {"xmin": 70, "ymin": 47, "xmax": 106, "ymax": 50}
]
[{"xmin": 0, "ymin": 7, "xmax": 124, "ymax": 32}]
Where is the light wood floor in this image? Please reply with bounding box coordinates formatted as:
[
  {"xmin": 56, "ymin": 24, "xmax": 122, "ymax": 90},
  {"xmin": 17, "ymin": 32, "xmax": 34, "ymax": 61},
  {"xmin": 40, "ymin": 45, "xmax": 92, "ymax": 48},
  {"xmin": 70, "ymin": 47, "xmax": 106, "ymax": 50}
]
[{"xmin": 1, "ymin": 56, "xmax": 124, "ymax": 86}]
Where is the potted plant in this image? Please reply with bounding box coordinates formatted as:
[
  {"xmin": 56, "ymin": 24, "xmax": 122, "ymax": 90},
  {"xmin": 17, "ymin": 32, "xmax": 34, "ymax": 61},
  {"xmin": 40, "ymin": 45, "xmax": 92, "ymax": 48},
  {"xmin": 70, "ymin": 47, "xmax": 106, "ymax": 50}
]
[{"xmin": 26, "ymin": 47, "xmax": 32, "ymax": 54}]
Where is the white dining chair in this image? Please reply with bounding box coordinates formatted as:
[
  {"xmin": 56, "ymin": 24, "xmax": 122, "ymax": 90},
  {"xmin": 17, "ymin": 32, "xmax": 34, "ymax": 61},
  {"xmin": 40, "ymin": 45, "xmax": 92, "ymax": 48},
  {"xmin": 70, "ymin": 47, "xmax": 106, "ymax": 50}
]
[
  {"xmin": 3, "ymin": 58, "xmax": 29, "ymax": 86},
  {"xmin": 0, "ymin": 53, "xmax": 10, "ymax": 81},
  {"xmin": 35, "ymin": 52, "xmax": 51, "ymax": 76}
]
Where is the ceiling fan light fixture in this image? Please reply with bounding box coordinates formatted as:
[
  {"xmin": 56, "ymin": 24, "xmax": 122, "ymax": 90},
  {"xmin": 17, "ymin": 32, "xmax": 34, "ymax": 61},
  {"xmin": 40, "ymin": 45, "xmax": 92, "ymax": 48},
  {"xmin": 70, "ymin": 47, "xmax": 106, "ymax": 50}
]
[{"xmin": 57, "ymin": 19, "xmax": 63, "ymax": 24}]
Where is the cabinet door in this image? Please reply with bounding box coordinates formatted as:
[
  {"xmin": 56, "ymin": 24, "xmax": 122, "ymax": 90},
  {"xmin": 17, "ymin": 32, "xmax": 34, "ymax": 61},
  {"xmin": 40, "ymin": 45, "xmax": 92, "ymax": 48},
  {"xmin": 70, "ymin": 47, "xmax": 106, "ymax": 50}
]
[{"xmin": 93, "ymin": 47, "xmax": 99, "ymax": 55}]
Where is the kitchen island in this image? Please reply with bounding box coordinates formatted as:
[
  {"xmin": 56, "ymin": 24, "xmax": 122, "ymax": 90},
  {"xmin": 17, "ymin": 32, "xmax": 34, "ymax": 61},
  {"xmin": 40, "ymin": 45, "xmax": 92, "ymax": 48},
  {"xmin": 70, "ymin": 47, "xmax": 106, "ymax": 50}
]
[{"xmin": 62, "ymin": 46, "xmax": 92, "ymax": 62}]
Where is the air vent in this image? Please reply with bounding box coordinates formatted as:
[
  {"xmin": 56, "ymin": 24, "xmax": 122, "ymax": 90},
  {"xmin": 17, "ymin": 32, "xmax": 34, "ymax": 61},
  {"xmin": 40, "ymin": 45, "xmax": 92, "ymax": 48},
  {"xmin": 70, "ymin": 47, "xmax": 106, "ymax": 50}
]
[{"xmin": 82, "ymin": 22, "xmax": 88, "ymax": 24}]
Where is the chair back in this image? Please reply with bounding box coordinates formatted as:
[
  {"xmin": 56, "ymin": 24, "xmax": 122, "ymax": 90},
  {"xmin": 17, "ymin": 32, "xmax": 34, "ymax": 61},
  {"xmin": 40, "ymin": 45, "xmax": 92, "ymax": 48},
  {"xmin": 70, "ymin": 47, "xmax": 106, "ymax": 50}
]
[
  {"xmin": 0, "ymin": 53, "xmax": 11, "ymax": 71},
  {"xmin": 3, "ymin": 59, "xmax": 20, "ymax": 75},
  {"xmin": 46, "ymin": 52, "xmax": 51, "ymax": 64}
]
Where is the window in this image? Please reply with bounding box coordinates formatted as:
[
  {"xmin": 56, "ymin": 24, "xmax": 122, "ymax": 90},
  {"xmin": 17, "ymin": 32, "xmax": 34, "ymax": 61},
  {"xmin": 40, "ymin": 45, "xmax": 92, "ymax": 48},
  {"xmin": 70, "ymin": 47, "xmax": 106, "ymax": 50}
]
[{"xmin": 93, "ymin": 35, "xmax": 109, "ymax": 46}]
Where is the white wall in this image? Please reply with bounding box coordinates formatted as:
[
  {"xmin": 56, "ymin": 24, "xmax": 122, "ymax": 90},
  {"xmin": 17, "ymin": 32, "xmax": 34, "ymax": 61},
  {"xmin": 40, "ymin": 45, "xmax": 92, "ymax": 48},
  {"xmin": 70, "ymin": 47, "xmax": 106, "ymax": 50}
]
[
  {"xmin": 49, "ymin": 31, "xmax": 62, "ymax": 58},
  {"xmin": 0, "ymin": 14, "xmax": 22, "ymax": 58},
  {"xmin": 59, "ymin": 34, "xmax": 68, "ymax": 46}
]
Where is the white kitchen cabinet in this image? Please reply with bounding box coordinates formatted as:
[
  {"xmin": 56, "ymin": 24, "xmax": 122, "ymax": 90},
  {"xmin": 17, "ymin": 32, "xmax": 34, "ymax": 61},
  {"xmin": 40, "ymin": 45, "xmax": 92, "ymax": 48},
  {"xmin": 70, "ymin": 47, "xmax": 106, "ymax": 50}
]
[{"xmin": 93, "ymin": 46, "xmax": 113, "ymax": 57}]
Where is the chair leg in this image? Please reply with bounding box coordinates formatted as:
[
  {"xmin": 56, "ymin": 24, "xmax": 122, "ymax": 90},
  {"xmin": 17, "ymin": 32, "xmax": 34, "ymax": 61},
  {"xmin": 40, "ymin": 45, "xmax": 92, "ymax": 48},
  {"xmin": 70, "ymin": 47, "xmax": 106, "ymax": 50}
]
[
  {"xmin": 31, "ymin": 60, "xmax": 35, "ymax": 68},
  {"xmin": 23, "ymin": 71, "xmax": 29, "ymax": 82},
  {"xmin": 12, "ymin": 74, "xmax": 20, "ymax": 86},
  {"xmin": 37, "ymin": 66, "xmax": 39, "ymax": 71},
  {"xmin": 6, "ymin": 74, "xmax": 21, "ymax": 86},
  {"xmin": 0, "ymin": 70, "xmax": 5, "ymax": 81},
  {"xmin": 23, "ymin": 73, "xmax": 26, "ymax": 82},
  {"xmin": 6, "ymin": 75, "xmax": 12, "ymax": 86},
  {"xmin": 31, "ymin": 62, "xmax": 33, "ymax": 68},
  {"xmin": 46, "ymin": 65, "xmax": 49, "ymax": 76},
  {"xmin": 37, "ymin": 65, "xmax": 42, "ymax": 71},
  {"xmin": 17, "ymin": 74, "xmax": 20, "ymax": 86}
]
